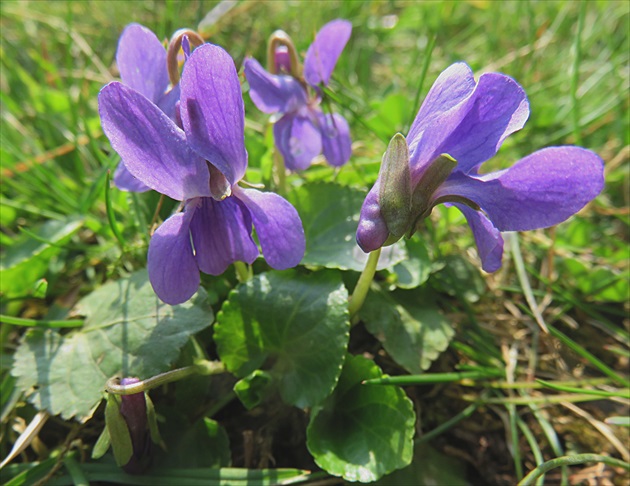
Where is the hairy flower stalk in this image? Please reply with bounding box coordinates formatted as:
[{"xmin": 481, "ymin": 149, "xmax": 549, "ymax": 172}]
[
  {"xmin": 357, "ymin": 62, "xmax": 604, "ymax": 272},
  {"xmin": 244, "ymin": 19, "xmax": 353, "ymax": 171},
  {"xmin": 99, "ymin": 42, "xmax": 305, "ymax": 304},
  {"xmin": 348, "ymin": 248, "xmax": 381, "ymax": 319}
]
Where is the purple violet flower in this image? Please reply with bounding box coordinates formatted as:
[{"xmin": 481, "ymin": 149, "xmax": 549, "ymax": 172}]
[
  {"xmin": 243, "ymin": 19, "xmax": 353, "ymax": 171},
  {"xmin": 99, "ymin": 43, "xmax": 305, "ymax": 304},
  {"xmin": 112, "ymin": 24, "xmax": 181, "ymax": 193},
  {"xmin": 356, "ymin": 62, "xmax": 604, "ymax": 272}
]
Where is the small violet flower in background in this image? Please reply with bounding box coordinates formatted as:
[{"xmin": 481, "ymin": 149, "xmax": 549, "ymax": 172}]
[
  {"xmin": 99, "ymin": 43, "xmax": 305, "ymax": 304},
  {"xmin": 244, "ymin": 19, "xmax": 352, "ymax": 171},
  {"xmin": 111, "ymin": 24, "xmax": 181, "ymax": 193},
  {"xmin": 357, "ymin": 62, "xmax": 604, "ymax": 272}
]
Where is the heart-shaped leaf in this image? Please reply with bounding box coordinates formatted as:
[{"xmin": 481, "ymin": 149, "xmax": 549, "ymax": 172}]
[
  {"xmin": 307, "ymin": 355, "xmax": 415, "ymax": 482},
  {"xmin": 214, "ymin": 270, "xmax": 349, "ymax": 408},
  {"xmin": 288, "ymin": 182, "xmax": 406, "ymax": 271},
  {"xmin": 374, "ymin": 444, "xmax": 467, "ymax": 485},
  {"xmin": 389, "ymin": 237, "xmax": 434, "ymax": 289},
  {"xmin": 1, "ymin": 217, "xmax": 83, "ymax": 297},
  {"xmin": 12, "ymin": 270, "xmax": 213, "ymax": 420},
  {"xmin": 360, "ymin": 287, "xmax": 453, "ymax": 374}
]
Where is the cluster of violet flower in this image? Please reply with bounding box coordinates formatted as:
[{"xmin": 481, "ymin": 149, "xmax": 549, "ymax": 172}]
[{"xmin": 99, "ymin": 21, "xmax": 604, "ymax": 305}]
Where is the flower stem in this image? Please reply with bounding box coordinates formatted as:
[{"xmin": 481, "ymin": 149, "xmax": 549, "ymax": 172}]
[
  {"xmin": 149, "ymin": 194, "xmax": 165, "ymax": 234},
  {"xmin": 518, "ymin": 454, "xmax": 629, "ymax": 486},
  {"xmin": 273, "ymin": 149, "xmax": 287, "ymax": 196},
  {"xmin": 348, "ymin": 248, "xmax": 381, "ymax": 319},
  {"xmin": 234, "ymin": 261, "xmax": 251, "ymax": 282},
  {"xmin": 105, "ymin": 361, "xmax": 225, "ymax": 395}
]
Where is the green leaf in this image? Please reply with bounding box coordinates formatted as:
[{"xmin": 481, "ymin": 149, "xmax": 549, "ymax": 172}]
[
  {"xmin": 214, "ymin": 270, "xmax": 349, "ymax": 408},
  {"xmin": 4, "ymin": 457, "xmax": 57, "ymax": 486},
  {"xmin": 360, "ymin": 288, "xmax": 453, "ymax": 374},
  {"xmin": 560, "ymin": 257, "xmax": 629, "ymax": 302},
  {"xmin": 0, "ymin": 217, "xmax": 82, "ymax": 297},
  {"xmin": 12, "ymin": 270, "xmax": 213, "ymax": 420},
  {"xmin": 233, "ymin": 370, "xmax": 274, "ymax": 410},
  {"xmin": 389, "ymin": 237, "xmax": 433, "ymax": 289},
  {"xmin": 91, "ymin": 426, "xmax": 111, "ymax": 460},
  {"xmin": 365, "ymin": 93, "xmax": 409, "ymax": 139},
  {"xmin": 288, "ymin": 182, "xmax": 406, "ymax": 271},
  {"xmin": 432, "ymin": 255, "xmax": 486, "ymax": 303},
  {"xmin": 105, "ymin": 394, "xmax": 133, "ymax": 467},
  {"xmin": 605, "ymin": 416, "xmax": 630, "ymax": 427},
  {"xmin": 374, "ymin": 444, "xmax": 468, "ymax": 486},
  {"xmin": 307, "ymin": 355, "xmax": 415, "ymax": 482},
  {"xmin": 146, "ymin": 394, "xmax": 163, "ymax": 446},
  {"xmin": 156, "ymin": 417, "xmax": 231, "ymax": 468}
]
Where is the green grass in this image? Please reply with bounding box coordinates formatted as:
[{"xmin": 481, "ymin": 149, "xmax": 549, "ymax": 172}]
[{"xmin": 1, "ymin": 0, "xmax": 629, "ymax": 484}]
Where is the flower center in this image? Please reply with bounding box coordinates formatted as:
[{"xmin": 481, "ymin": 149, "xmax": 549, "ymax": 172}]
[{"xmin": 206, "ymin": 162, "xmax": 231, "ymax": 200}]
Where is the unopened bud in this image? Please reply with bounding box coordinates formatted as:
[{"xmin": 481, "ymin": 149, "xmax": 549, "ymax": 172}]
[
  {"xmin": 274, "ymin": 45, "xmax": 292, "ymax": 74},
  {"xmin": 166, "ymin": 29, "xmax": 205, "ymax": 85},
  {"xmin": 267, "ymin": 30, "xmax": 301, "ymax": 78},
  {"xmin": 102, "ymin": 377, "xmax": 160, "ymax": 474},
  {"xmin": 378, "ymin": 133, "xmax": 412, "ymax": 241}
]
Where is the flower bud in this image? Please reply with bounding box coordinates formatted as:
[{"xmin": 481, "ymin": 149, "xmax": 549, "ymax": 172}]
[
  {"xmin": 102, "ymin": 378, "xmax": 154, "ymax": 474},
  {"xmin": 118, "ymin": 378, "xmax": 152, "ymax": 474},
  {"xmin": 378, "ymin": 133, "xmax": 412, "ymax": 241},
  {"xmin": 274, "ymin": 45, "xmax": 292, "ymax": 74},
  {"xmin": 267, "ymin": 30, "xmax": 300, "ymax": 78},
  {"xmin": 166, "ymin": 29, "xmax": 205, "ymax": 85}
]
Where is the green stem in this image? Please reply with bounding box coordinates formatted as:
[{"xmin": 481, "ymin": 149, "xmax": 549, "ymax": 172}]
[
  {"xmin": 518, "ymin": 454, "xmax": 630, "ymax": 486},
  {"xmin": 363, "ymin": 369, "xmax": 504, "ymax": 386},
  {"xmin": 415, "ymin": 402, "xmax": 479, "ymax": 445},
  {"xmin": 273, "ymin": 149, "xmax": 287, "ymax": 196},
  {"xmin": 570, "ymin": 0, "xmax": 586, "ymax": 146},
  {"xmin": 233, "ymin": 261, "xmax": 252, "ymax": 283},
  {"xmin": 0, "ymin": 315, "xmax": 84, "ymax": 328},
  {"xmin": 348, "ymin": 248, "xmax": 381, "ymax": 319},
  {"xmin": 106, "ymin": 361, "xmax": 225, "ymax": 395},
  {"xmin": 105, "ymin": 170, "xmax": 126, "ymax": 250}
]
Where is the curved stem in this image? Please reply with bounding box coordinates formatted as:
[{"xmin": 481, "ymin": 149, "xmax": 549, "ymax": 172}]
[
  {"xmin": 106, "ymin": 361, "xmax": 225, "ymax": 395},
  {"xmin": 518, "ymin": 454, "xmax": 630, "ymax": 486},
  {"xmin": 149, "ymin": 194, "xmax": 165, "ymax": 233},
  {"xmin": 348, "ymin": 248, "xmax": 381, "ymax": 319}
]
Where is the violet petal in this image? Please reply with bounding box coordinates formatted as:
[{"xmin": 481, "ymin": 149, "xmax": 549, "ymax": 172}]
[
  {"xmin": 356, "ymin": 181, "xmax": 390, "ymax": 253},
  {"xmin": 407, "ymin": 62, "xmax": 476, "ymax": 165},
  {"xmin": 189, "ymin": 197, "xmax": 259, "ymax": 276},
  {"xmin": 147, "ymin": 209, "xmax": 200, "ymax": 305},
  {"xmin": 451, "ymin": 203, "xmax": 504, "ymax": 272},
  {"xmin": 433, "ymin": 146, "xmax": 605, "ymax": 232},
  {"xmin": 436, "ymin": 72, "xmax": 529, "ymax": 175},
  {"xmin": 273, "ymin": 112, "xmax": 322, "ymax": 171},
  {"xmin": 180, "ymin": 44, "xmax": 247, "ymax": 185},
  {"xmin": 116, "ymin": 24, "xmax": 170, "ymax": 104},
  {"xmin": 318, "ymin": 112, "xmax": 352, "ymax": 167},
  {"xmin": 156, "ymin": 84, "xmax": 181, "ymax": 122},
  {"xmin": 113, "ymin": 162, "xmax": 150, "ymax": 193},
  {"xmin": 233, "ymin": 186, "xmax": 305, "ymax": 270},
  {"xmin": 303, "ymin": 19, "xmax": 352, "ymax": 87},
  {"xmin": 243, "ymin": 57, "xmax": 308, "ymax": 114},
  {"xmin": 99, "ymin": 82, "xmax": 210, "ymax": 201}
]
